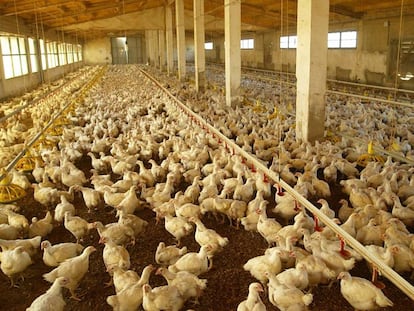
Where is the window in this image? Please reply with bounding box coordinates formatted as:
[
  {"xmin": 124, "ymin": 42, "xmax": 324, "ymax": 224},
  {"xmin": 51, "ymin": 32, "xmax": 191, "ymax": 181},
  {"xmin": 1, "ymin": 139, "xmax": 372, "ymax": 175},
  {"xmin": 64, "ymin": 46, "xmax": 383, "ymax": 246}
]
[
  {"xmin": 281, "ymin": 31, "xmax": 357, "ymax": 49},
  {"xmin": 280, "ymin": 35, "xmax": 297, "ymax": 49},
  {"xmin": 58, "ymin": 43, "xmax": 67, "ymax": 65},
  {"xmin": 240, "ymin": 38, "xmax": 254, "ymax": 49},
  {"xmin": 328, "ymin": 32, "xmax": 341, "ymax": 48},
  {"xmin": 46, "ymin": 41, "xmax": 58, "ymax": 68},
  {"xmin": 204, "ymin": 42, "xmax": 213, "ymax": 50},
  {"xmin": 66, "ymin": 43, "xmax": 73, "ymax": 64},
  {"xmin": 39, "ymin": 39, "xmax": 47, "ymax": 69},
  {"xmin": 328, "ymin": 31, "xmax": 357, "ymax": 48},
  {"xmin": 28, "ymin": 38, "xmax": 38, "ymax": 73},
  {"xmin": 0, "ymin": 36, "xmax": 29, "ymax": 79}
]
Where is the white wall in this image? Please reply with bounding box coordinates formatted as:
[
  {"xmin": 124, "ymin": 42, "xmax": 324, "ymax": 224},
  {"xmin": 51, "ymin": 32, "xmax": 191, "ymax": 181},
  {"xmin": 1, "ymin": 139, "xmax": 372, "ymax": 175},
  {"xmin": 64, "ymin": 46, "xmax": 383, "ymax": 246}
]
[{"xmin": 83, "ymin": 37, "xmax": 112, "ymax": 65}]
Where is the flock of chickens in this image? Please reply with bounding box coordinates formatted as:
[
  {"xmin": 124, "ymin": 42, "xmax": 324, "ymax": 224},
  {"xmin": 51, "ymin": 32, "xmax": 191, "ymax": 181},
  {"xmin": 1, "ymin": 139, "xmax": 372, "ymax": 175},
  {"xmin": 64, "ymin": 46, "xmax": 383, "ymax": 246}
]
[{"xmin": 0, "ymin": 63, "xmax": 413, "ymax": 310}]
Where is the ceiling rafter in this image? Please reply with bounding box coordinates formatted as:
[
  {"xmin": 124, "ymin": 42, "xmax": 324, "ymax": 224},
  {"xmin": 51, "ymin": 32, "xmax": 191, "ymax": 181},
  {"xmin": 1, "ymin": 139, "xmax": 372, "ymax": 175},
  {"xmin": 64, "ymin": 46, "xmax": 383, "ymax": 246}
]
[
  {"xmin": 330, "ymin": 4, "xmax": 363, "ymax": 19},
  {"xmin": 1, "ymin": 0, "xmax": 414, "ymax": 41}
]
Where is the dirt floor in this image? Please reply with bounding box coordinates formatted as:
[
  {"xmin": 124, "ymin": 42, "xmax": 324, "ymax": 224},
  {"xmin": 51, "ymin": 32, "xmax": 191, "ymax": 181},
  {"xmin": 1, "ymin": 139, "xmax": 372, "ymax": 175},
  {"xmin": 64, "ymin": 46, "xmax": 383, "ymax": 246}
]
[{"xmin": 0, "ymin": 154, "xmax": 413, "ymax": 311}]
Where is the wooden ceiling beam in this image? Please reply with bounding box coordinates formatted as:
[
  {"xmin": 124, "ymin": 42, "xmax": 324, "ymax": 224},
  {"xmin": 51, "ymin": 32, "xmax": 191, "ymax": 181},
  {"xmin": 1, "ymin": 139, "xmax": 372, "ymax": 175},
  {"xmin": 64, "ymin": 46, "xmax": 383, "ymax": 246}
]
[
  {"xmin": 330, "ymin": 4, "xmax": 363, "ymax": 19},
  {"xmin": 40, "ymin": 0, "xmax": 163, "ymax": 27}
]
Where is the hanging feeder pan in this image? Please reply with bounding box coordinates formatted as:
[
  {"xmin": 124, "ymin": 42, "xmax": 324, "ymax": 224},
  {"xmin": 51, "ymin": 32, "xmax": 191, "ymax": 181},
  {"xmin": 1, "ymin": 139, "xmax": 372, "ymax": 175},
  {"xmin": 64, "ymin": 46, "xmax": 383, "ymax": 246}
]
[
  {"xmin": 324, "ymin": 130, "xmax": 341, "ymax": 143},
  {"xmin": 268, "ymin": 107, "xmax": 284, "ymax": 121},
  {"xmin": 0, "ymin": 170, "xmax": 26, "ymax": 203},
  {"xmin": 252, "ymin": 100, "xmax": 265, "ymax": 113},
  {"xmin": 53, "ymin": 116, "xmax": 71, "ymax": 127},
  {"xmin": 15, "ymin": 152, "xmax": 43, "ymax": 172},
  {"xmin": 387, "ymin": 140, "xmax": 402, "ymax": 153},
  {"xmin": 32, "ymin": 136, "xmax": 57, "ymax": 150},
  {"xmin": 357, "ymin": 141, "xmax": 385, "ymax": 167},
  {"xmin": 46, "ymin": 125, "xmax": 63, "ymax": 136}
]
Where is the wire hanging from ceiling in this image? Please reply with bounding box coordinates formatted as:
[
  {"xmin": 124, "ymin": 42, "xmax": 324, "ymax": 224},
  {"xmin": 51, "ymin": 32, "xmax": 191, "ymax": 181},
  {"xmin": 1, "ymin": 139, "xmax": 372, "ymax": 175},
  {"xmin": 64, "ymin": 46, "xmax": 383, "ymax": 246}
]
[
  {"xmin": 393, "ymin": 0, "xmax": 405, "ymax": 92},
  {"xmin": 13, "ymin": 0, "xmax": 28, "ymax": 93}
]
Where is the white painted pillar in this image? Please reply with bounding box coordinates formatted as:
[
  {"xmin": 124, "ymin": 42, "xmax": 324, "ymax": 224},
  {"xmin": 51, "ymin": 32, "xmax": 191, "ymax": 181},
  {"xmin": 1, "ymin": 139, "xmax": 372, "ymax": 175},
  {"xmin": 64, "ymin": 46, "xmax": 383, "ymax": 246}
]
[
  {"xmin": 152, "ymin": 30, "xmax": 160, "ymax": 68},
  {"xmin": 159, "ymin": 29, "xmax": 166, "ymax": 71},
  {"xmin": 224, "ymin": 0, "xmax": 241, "ymax": 106},
  {"xmin": 194, "ymin": 0, "xmax": 206, "ymax": 92},
  {"xmin": 176, "ymin": 0, "xmax": 186, "ymax": 81},
  {"xmin": 165, "ymin": 5, "xmax": 174, "ymax": 76},
  {"xmin": 296, "ymin": 0, "xmax": 329, "ymax": 142},
  {"xmin": 145, "ymin": 29, "xmax": 151, "ymax": 64}
]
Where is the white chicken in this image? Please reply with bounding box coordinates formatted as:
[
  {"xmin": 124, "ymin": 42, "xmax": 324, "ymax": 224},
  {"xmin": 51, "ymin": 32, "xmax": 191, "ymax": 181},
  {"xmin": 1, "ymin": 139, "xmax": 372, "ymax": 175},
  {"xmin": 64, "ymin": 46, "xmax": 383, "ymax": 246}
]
[
  {"xmin": 243, "ymin": 250, "xmax": 283, "ymax": 284},
  {"xmin": 43, "ymin": 245, "xmax": 96, "ymax": 300},
  {"xmin": 237, "ymin": 282, "xmax": 266, "ymax": 311},
  {"xmin": 116, "ymin": 185, "xmax": 142, "ymax": 215},
  {"xmin": 338, "ymin": 271, "xmax": 393, "ymax": 310},
  {"xmin": 267, "ymin": 273, "xmax": 313, "ymax": 311},
  {"xmin": 168, "ymin": 245, "xmax": 212, "ymax": 276},
  {"xmin": 276, "ymin": 264, "xmax": 309, "ymax": 290},
  {"xmin": 94, "ymin": 221, "xmax": 135, "ymax": 246},
  {"xmin": 175, "ymin": 202, "xmax": 201, "ymax": 220},
  {"xmin": 103, "ymin": 186, "xmax": 125, "ymax": 209},
  {"xmin": 273, "ymin": 194, "xmax": 300, "ymax": 223},
  {"xmin": 233, "ymin": 177, "xmax": 256, "ymax": 202},
  {"xmin": 107, "ymin": 278, "xmax": 146, "ymax": 311},
  {"xmin": 26, "ymin": 277, "xmax": 69, "ymax": 311},
  {"xmin": 192, "ymin": 217, "xmax": 229, "ymax": 256},
  {"xmin": 106, "ymin": 265, "xmax": 155, "ymax": 311},
  {"xmin": 61, "ymin": 165, "xmax": 87, "ymax": 188},
  {"xmin": 102, "ymin": 240, "xmax": 130, "ymax": 274},
  {"xmin": 32, "ymin": 184, "xmax": 62, "ymax": 207},
  {"xmin": 295, "ymin": 254, "xmax": 336, "ymax": 286},
  {"xmin": 163, "ymin": 214, "xmax": 193, "ymax": 245},
  {"xmin": 4, "ymin": 209, "xmax": 29, "ymax": 233},
  {"xmin": 156, "ymin": 267, "xmax": 208, "ymax": 303},
  {"xmin": 0, "ymin": 224, "xmax": 20, "ymax": 240},
  {"xmin": 28, "ymin": 211, "xmax": 53, "ymax": 238},
  {"xmin": 111, "ymin": 264, "xmax": 155, "ymax": 294},
  {"xmin": 0, "ymin": 236, "xmax": 41, "ymax": 257},
  {"xmin": 155, "ymin": 242, "xmax": 188, "ymax": 266},
  {"xmin": 73, "ymin": 185, "xmax": 102, "ymax": 213},
  {"xmin": 256, "ymin": 201, "xmax": 282, "ymax": 246},
  {"xmin": 117, "ymin": 211, "xmax": 148, "ymax": 237},
  {"xmin": 142, "ymin": 283, "xmax": 185, "ymax": 311},
  {"xmin": 41, "ymin": 240, "xmax": 84, "ymax": 267},
  {"xmin": 0, "ymin": 246, "xmax": 33, "ymax": 286},
  {"xmin": 54, "ymin": 195, "xmax": 75, "ymax": 223},
  {"xmin": 64, "ymin": 212, "xmax": 94, "ymax": 243}
]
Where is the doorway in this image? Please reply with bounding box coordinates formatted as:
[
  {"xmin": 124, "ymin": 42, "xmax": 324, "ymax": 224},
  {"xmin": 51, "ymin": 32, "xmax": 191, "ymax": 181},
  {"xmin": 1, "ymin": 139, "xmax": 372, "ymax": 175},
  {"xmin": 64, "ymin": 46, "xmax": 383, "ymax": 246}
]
[{"xmin": 111, "ymin": 36, "xmax": 144, "ymax": 64}]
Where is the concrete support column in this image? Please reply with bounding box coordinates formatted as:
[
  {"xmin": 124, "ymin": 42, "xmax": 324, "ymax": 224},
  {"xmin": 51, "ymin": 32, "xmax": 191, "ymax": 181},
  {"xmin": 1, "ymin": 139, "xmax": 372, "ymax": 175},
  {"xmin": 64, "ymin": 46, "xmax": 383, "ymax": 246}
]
[
  {"xmin": 165, "ymin": 5, "xmax": 174, "ymax": 76},
  {"xmin": 296, "ymin": 0, "xmax": 329, "ymax": 142},
  {"xmin": 176, "ymin": 0, "xmax": 186, "ymax": 81},
  {"xmin": 152, "ymin": 30, "xmax": 160, "ymax": 68},
  {"xmin": 145, "ymin": 30, "xmax": 151, "ymax": 65},
  {"xmin": 224, "ymin": 0, "xmax": 241, "ymax": 106},
  {"xmin": 194, "ymin": 0, "xmax": 205, "ymax": 92},
  {"xmin": 158, "ymin": 30, "xmax": 166, "ymax": 71}
]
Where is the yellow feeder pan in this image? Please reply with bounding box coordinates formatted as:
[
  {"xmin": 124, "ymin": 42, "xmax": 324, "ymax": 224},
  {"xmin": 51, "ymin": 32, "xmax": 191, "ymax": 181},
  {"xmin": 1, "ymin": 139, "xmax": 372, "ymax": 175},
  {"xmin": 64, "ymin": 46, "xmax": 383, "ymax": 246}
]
[
  {"xmin": 46, "ymin": 125, "xmax": 63, "ymax": 136},
  {"xmin": 32, "ymin": 135, "xmax": 57, "ymax": 150},
  {"xmin": 325, "ymin": 130, "xmax": 341, "ymax": 143},
  {"xmin": 357, "ymin": 141, "xmax": 385, "ymax": 167},
  {"xmin": 252, "ymin": 100, "xmax": 265, "ymax": 113},
  {"xmin": 388, "ymin": 140, "xmax": 402, "ymax": 152},
  {"xmin": 268, "ymin": 107, "xmax": 284, "ymax": 121},
  {"xmin": 15, "ymin": 152, "xmax": 44, "ymax": 172},
  {"xmin": 54, "ymin": 116, "xmax": 70, "ymax": 127},
  {"xmin": 0, "ymin": 169, "xmax": 26, "ymax": 203}
]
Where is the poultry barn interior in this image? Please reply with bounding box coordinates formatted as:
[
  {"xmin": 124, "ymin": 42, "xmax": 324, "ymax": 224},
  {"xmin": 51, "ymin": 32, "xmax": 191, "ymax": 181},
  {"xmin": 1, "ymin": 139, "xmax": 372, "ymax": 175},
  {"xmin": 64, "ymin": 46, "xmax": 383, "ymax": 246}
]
[{"xmin": 1, "ymin": 0, "xmax": 414, "ymax": 310}]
